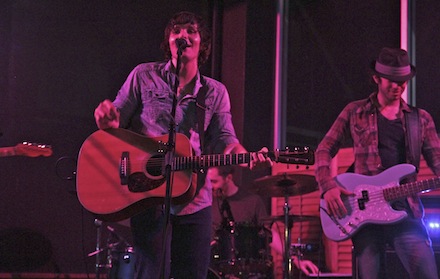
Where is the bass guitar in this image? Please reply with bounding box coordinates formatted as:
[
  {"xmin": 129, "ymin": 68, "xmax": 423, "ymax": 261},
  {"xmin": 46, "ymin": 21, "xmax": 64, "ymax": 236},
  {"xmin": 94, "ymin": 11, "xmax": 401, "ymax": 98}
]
[
  {"xmin": 76, "ymin": 128, "xmax": 314, "ymax": 221},
  {"xmin": 0, "ymin": 142, "xmax": 53, "ymax": 157},
  {"xmin": 320, "ymin": 163, "xmax": 440, "ymax": 242}
]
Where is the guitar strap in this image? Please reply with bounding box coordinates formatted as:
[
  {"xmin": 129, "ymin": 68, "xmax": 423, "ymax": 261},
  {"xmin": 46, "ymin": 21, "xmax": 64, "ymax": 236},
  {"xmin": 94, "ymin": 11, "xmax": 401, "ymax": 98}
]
[
  {"xmin": 404, "ymin": 106, "xmax": 421, "ymax": 172},
  {"xmin": 196, "ymin": 76, "xmax": 208, "ymax": 154}
]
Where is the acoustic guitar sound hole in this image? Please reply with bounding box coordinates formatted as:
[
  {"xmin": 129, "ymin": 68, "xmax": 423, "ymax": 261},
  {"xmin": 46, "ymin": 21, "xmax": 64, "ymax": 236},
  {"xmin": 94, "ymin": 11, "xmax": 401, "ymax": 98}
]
[{"xmin": 145, "ymin": 154, "xmax": 164, "ymax": 177}]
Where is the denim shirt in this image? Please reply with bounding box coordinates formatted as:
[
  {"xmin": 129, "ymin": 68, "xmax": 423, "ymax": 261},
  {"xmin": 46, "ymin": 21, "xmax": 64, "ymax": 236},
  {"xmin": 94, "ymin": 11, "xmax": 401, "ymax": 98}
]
[
  {"xmin": 113, "ymin": 61, "xmax": 239, "ymax": 215},
  {"xmin": 315, "ymin": 92, "xmax": 440, "ymax": 218}
]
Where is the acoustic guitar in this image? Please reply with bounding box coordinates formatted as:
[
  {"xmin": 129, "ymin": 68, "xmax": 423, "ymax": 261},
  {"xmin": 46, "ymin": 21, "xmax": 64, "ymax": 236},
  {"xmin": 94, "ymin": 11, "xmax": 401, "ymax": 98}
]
[{"xmin": 76, "ymin": 128, "xmax": 315, "ymax": 221}]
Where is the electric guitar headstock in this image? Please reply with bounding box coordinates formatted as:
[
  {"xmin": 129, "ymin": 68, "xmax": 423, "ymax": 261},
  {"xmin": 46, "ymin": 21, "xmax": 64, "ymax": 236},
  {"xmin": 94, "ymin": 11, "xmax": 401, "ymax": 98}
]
[{"xmin": 0, "ymin": 142, "xmax": 53, "ymax": 158}]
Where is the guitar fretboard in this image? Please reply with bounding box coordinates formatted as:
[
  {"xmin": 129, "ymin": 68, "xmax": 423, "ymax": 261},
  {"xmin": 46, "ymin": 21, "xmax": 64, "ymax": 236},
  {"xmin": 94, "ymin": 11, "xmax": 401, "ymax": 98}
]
[
  {"xmin": 173, "ymin": 153, "xmax": 253, "ymax": 171},
  {"xmin": 383, "ymin": 176, "xmax": 440, "ymax": 201}
]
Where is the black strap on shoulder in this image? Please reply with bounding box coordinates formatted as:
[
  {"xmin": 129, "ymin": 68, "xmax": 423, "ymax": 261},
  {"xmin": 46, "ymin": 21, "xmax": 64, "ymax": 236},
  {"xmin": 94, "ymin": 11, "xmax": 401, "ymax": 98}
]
[
  {"xmin": 405, "ymin": 106, "xmax": 421, "ymax": 171},
  {"xmin": 196, "ymin": 76, "xmax": 208, "ymax": 154}
]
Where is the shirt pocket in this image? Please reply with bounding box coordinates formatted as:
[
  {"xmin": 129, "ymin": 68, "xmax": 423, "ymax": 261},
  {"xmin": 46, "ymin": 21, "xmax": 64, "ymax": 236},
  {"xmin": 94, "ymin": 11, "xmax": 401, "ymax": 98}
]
[
  {"xmin": 141, "ymin": 89, "xmax": 173, "ymax": 119},
  {"xmin": 352, "ymin": 115, "xmax": 374, "ymax": 147}
]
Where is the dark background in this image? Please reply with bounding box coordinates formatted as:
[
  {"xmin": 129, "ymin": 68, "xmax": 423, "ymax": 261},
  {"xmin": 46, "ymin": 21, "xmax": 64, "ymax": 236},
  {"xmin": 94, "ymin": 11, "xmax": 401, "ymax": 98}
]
[{"xmin": 0, "ymin": 0, "xmax": 439, "ymax": 274}]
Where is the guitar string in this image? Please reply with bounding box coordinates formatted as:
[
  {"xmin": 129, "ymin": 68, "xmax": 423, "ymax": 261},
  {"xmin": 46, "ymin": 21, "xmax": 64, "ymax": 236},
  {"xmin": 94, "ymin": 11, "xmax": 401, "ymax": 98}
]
[
  {"xmin": 338, "ymin": 180, "xmax": 437, "ymax": 209},
  {"xmin": 126, "ymin": 154, "xmax": 255, "ymax": 168},
  {"xmin": 118, "ymin": 150, "xmax": 311, "ymax": 168},
  {"xmin": 342, "ymin": 189, "xmax": 408, "ymax": 208}
]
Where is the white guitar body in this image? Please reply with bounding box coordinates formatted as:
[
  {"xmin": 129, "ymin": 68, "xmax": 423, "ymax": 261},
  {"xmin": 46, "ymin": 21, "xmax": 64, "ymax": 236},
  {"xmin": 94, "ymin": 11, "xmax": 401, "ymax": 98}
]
[{"xmin": 320, "ymin": 164, "xmax": 422, "ymax": 242}]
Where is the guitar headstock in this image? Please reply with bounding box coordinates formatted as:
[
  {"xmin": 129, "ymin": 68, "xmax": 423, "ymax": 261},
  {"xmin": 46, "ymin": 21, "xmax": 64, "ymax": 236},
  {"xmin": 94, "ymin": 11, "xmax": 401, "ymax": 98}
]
[
  {"xmin": 15, "ymin": 142, "xmax": 53, "ymax": 157},
  {"xmin": 269, "ymin": 147, "xmax": 315, "ymax": 165}
]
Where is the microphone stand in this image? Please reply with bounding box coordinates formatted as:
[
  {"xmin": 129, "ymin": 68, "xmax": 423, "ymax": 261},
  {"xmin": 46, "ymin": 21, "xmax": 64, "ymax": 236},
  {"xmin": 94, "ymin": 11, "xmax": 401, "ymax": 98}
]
[{"xmin": 160, "ymin": 44, "xmax": 185, "ymax": 279}]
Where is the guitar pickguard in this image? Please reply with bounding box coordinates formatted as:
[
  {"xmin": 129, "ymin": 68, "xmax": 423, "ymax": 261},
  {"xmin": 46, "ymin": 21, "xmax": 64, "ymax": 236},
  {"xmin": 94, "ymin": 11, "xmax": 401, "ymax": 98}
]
[{"xmin": 338, "ymin": 185, "xmax": 407, "ymax": 237}]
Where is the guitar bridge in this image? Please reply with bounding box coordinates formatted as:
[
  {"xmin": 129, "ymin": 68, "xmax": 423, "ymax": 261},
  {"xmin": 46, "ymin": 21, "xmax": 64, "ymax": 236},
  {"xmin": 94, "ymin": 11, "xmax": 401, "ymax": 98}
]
[
  {"xmin": 120, "ymin": 151, "xmax": 130, "ymax": 185},
  {"xmin": 330, "ymin": 215, "xmax": 349, "ymax": 235},
  {"xmin": 321, "ymin": 206, "xmax": 349, "ymax": 236}
]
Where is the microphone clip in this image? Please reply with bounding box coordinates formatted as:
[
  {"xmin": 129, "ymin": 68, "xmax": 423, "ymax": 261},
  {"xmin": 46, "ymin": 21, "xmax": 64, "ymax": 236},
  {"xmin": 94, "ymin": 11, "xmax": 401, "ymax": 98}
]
[{"xmin": 175, "ymin": 38, "xmax": 189, "ymax": 53}]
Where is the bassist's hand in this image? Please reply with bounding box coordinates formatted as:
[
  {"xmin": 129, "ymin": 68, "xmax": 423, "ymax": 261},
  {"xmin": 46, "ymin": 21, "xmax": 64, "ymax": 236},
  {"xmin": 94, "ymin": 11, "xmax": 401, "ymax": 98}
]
[{"xmin": 323, "ymin": 187, "xmax": 353, "ymax": 218}]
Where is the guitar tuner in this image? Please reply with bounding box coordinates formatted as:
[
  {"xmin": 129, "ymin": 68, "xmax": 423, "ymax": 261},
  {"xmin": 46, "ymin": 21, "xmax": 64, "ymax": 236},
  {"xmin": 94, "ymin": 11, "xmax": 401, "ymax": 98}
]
[{"xmin": 156, "ymin": 141, "xmax": 166, "ymax": 153}]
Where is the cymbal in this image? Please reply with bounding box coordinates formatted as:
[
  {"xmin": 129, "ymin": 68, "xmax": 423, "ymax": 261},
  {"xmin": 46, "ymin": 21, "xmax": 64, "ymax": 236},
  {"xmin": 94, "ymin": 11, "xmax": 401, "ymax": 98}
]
[
  {"xmin": 253, "ymin": 173, "xmax": 318, "ymax": 197},
  {"xmin": 261, "ymin": 214, "xmax": 319, "ymax": 224}
]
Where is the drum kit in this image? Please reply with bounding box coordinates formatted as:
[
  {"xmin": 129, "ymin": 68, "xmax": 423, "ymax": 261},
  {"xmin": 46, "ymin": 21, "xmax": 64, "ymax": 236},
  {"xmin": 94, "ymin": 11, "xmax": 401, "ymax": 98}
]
[
  {"xmin": 87, "ymin": 173, "xmax": 318, "ymax": 279},
  {"xmin": 210, "ymin": 172, "xmax": 319, "ymax": 279}
]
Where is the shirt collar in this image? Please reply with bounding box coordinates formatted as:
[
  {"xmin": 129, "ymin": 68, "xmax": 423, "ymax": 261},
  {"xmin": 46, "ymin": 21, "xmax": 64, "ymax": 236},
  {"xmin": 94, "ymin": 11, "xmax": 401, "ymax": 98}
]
[{"xmin": 164, "ymin": 60, "xmax": 202, "ymax": 96}]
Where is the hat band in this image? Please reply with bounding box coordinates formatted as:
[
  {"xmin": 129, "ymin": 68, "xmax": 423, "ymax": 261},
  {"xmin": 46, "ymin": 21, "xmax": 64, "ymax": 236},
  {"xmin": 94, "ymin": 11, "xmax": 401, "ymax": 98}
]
[{"xmin": 375, "ymin": 62, "xmax": 411, "ymax": 76}]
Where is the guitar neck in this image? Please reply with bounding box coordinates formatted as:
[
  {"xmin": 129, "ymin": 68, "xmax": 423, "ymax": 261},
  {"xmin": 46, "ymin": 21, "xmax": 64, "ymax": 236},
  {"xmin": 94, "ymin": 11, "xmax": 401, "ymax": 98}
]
[
  {"xmin": 173, "ymin": 152, "xmax": 254, "ymax": 170},
  {"xmin": 383, "ymin": 176, "xmax": 440, "ymax": 201},
  {"xmin": 0, "ymin": 147, "xmax": 16, "ymax": 157}
]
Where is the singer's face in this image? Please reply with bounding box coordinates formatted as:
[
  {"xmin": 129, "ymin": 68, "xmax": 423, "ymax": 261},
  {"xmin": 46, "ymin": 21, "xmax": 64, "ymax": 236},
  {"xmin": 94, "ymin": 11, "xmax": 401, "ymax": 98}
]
[{"xmin": 169, "ymin": 23, "xmax": 201, "ymax": 64}]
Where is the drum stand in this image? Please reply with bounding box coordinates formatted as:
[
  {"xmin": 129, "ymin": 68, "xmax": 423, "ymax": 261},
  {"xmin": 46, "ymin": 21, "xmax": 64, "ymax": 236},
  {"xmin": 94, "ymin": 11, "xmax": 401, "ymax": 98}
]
[
  {"xmin": 220, "ymin": 197, "xmax": 237, "ymax": 263},
  {"xmin": 282, "ymin": 191, "xmax": 293, "ymax": 279},
  {"xmin": 290, "ymin": 243, "xmax": 305, "ymax": 279},
  {"xmin": 253, "ymin": 172, "xmax": 318, "ymax": 279},
  {"xmin": 89, "ymin": 219, "xmax": 105, "ymax": 279},
  {"xmin": 88, "ymin": 219, "xmax": 132, "ymax": 279}
]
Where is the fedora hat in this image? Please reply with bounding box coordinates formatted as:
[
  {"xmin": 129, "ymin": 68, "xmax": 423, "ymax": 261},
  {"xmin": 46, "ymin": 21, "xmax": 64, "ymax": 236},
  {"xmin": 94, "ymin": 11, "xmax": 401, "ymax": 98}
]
[{"xmin": 370, "ymin": 47, "xmax": 416, "ymax": 82}]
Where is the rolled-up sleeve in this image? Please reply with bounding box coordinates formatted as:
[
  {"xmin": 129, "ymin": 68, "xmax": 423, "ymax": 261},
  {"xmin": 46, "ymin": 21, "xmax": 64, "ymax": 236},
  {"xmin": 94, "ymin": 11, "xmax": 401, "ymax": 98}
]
[{"xmin": 315, "ymin": 104, "xmax": 352, "ymax": 194}]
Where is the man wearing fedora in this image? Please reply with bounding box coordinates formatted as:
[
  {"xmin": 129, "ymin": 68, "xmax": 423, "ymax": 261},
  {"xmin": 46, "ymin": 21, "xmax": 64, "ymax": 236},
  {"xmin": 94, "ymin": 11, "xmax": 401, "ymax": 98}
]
[{"xmin": 315, "ymin": 47, "xmax": 440, "ymax": 278}]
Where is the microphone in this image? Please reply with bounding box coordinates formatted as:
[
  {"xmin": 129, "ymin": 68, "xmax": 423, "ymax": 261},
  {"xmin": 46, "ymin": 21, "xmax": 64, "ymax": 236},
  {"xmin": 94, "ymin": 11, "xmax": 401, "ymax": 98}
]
[{"xmin": 175, "ymin": 38, "xmax": 189, "ymax": 50}]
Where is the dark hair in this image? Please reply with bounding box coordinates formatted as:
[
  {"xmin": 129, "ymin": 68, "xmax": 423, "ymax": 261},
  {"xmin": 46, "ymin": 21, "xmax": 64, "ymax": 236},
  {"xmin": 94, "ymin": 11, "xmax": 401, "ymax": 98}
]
[
  {"xmin": 213, "ymin": 165, "xmax": 235, "ymax": 178},
  {"xmin": 161, "ymin": 11, "xmax": 212, "ymax": 65}
]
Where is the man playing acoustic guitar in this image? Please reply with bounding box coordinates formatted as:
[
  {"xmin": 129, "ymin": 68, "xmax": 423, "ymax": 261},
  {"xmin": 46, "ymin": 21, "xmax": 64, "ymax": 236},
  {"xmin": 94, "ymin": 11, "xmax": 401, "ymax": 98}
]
[
  {"xmin": 315, "ymin": 47, "xmax": 440, "ymax": 279},
  {"xmin": 93, "ymin": 11, "xmax": 272, "ymax": 279}
]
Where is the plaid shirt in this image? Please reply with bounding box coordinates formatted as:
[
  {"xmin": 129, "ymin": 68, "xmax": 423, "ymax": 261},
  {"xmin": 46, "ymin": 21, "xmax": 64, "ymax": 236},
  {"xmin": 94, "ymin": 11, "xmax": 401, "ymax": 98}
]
[{"xmin": 315, "ymin": 92, "xmax": 440, "ymax": 217}]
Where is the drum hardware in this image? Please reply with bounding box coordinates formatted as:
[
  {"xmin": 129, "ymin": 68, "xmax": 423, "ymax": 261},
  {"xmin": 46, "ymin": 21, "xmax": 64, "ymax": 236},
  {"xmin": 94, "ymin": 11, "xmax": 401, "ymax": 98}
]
[
  {"xmin": 219, "ymin": 196, "xmax": 239, "ymax": 262},
  {"xmin": 290, "ymin": 243, "xmax": 319, "ymax": 255},
  {"xmin": 253, "ymin": 173, "xmax": 318, "ymax": 279},
  {"xmin": 211, "ymin": 223, "xmax": 273, "ymax": 278},
  {"xmin": 252, "ymin": 173, "xmax": 317, "ymax": 198},
  {"xmin": 290, "ymin": 241, "xmax": 319, "ymax": 279},
  {"xmin": 88, "ymin": 219, "xmax": 134, "ymax": 279},
  {"xmin": 207, "ymin": 267, "xmax": 222, "ymax": 279}
]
